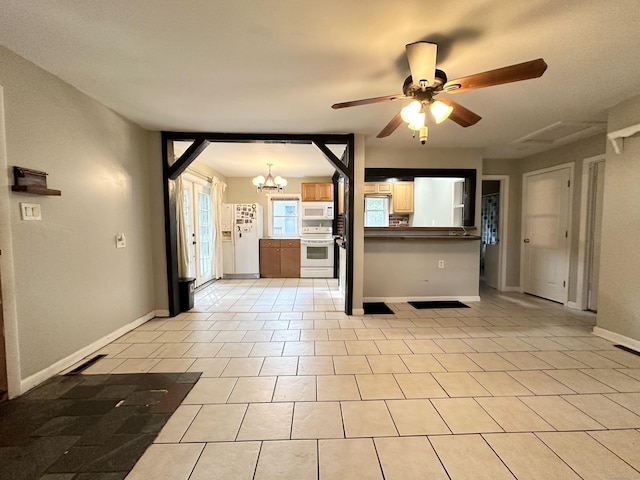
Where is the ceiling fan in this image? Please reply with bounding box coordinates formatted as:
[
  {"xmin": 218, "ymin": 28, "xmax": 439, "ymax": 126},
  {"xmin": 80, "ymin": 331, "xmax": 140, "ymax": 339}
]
[{"xmin": 332, "ymin": 42, "xmax": 548, "ymax": 144}]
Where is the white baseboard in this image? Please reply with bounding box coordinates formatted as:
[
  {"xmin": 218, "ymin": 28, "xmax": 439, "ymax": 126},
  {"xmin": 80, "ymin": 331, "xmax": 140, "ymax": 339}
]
[
  {"xmin": 592, "ymin": 326, "xmax": 640, "ymax": 352},
  {"xmin": 363, "ymin": 296, "xmax": 481, "ymax": 303},
  {"xmin": 351, "ymin": 308, "xmax": 365, "ymax": 316},
  {"xmin": 155, "ymin": 309, "xmax": 170, "ymax": 317},
  {"xmin": 567, "ymin": 301, "xmax": 581, "ymax": 310},
  {"xmin": 19, "ymin": 310, "xmax": 157, "ymax": 395}
]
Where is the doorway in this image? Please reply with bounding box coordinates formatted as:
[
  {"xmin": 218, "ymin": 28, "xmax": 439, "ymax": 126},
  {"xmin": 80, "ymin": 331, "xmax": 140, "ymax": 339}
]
[
  {"xmin": 480, "ymin": 175, "xmax": 509, "ymax": 291},
  {"xmin": 521, "ymin": 164, "xmax": 573, "ymax": 303},
  {"xmin": 576, "ymin": 155, "xmax": 606, "ymax": 311},
  {"xmin": 481, "ymin": 180, "xmax": 500, "ymax": 288},
  {"xmin": 585, "ymin": 159, "xmax": 605, "ymax": 311},
  {"xmin": 182, "ymin": 174, "xmax": 214, "ymax": 287}
]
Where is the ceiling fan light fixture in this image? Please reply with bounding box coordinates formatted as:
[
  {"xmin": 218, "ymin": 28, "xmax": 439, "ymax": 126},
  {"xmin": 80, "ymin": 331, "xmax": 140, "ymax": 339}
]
[
  {"xmin": 419, "ymin": 126, "xmax": 428, "ymax": 144},
  {"xmin": 252, "ymin": 163, "xmax": 286, "ymax": 193},
  {"xmin": 430, "ymin": 100, "xmax": 454, "ymax": 124},
  {"xmin": 401, "ymin": 100, "xmax": 427, "ymax": 130}
]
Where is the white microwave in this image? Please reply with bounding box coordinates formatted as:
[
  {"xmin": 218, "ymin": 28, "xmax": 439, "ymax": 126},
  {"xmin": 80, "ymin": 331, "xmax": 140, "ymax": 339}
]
[{"xmin": 301, "ymin": 202, "xmax": 334, "ymax": 220}]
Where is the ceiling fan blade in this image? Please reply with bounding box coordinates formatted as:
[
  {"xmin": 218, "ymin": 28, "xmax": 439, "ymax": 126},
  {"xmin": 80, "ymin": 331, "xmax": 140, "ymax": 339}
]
[
  {"xmin": 439, "ymin": 98, "xmax": 481, "ymax": 127},
  {"xmin": 377, "ymin": 112, "xmax": 403, "ymax": 138},
  {"xmin": 332, "ymin": 94, "xmax": 405, "ymax": 109},
  {"xmin": 444, "ymin": 58, "xmax": 548, "ymax": 94},
  {"xmin": 406, "ymin": 41, "xmax": 437, "ymax": 87}
]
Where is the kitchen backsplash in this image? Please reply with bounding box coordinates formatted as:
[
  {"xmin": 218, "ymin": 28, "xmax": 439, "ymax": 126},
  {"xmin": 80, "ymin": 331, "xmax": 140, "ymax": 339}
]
[{"xmin": 389, "ymin": 214, "xmax": 411, "ymax": 227}]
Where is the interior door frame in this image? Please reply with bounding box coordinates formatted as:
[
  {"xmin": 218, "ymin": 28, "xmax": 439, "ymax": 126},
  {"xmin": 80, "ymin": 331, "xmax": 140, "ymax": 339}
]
[
  {"xmin": 481, "ymin": 175, "xmax": 509, "ymax": 291},
  {"xmin": 574, "ymin": 154, "xmax": 606, "ymax": 310},
  {"xmin": 0, "ymin": 85, "xmax": 21, "ymax": 398},
  {"xmin": 520, "ymin": 162, "xmax": 574, "ymax": 305}
]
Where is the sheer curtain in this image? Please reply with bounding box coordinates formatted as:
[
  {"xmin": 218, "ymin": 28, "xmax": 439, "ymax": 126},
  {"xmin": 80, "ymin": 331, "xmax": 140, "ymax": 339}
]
[
  {"xmin": 175, "ymin": 176, "xmax": 191, "ymax": 279},
  {"xmin": 211, "ymin": 177, "xmax": 227, "ymax": 279}
]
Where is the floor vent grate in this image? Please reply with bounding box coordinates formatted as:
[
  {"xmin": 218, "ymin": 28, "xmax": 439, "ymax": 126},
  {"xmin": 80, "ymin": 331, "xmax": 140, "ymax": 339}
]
[
  {"xmin": 614, "ymin": 344, "xmax": 640, "ymax": 357},
  {"xmin": 64, "ymin": 354, "xmax": 107, "ymax": 375}
]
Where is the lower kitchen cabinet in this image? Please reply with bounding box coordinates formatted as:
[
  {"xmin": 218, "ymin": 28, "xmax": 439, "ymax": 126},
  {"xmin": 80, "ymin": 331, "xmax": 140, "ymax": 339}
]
[{"xmin": 260, "ymin": 239, "xmax": 300, "ymax": 278}]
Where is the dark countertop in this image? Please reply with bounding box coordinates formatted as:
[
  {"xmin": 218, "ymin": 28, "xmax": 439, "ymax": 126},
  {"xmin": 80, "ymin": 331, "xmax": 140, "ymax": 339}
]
[{"xmin": 364, "ymin": 226, "xmax": 480, "ymax": 240}]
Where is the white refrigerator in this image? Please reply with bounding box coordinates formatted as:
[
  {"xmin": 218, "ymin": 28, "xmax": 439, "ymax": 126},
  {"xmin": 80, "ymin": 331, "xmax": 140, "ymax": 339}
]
[{"xmin": 221, "ymin": 203, "xmax": 263, "ymax": 278}]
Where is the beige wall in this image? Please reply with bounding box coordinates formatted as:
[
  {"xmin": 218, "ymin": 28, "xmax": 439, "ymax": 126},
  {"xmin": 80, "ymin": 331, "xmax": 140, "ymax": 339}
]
[
  {"xmin": 365, "ymin": 146, "xmax": 483, "ymax": 226},
  {"xmin": 362, "ymin": 146, "xmax": 483, "ymax": 301},
  {"xmin": 596, "ymin": 94, "xmax": 640, "ymax": 343},
  {"xmin": 0, "ymin": 46, "xmax": 159, "ymax": 387},
  {"xmin": 224, "ymin": 176, "xmax": 333, "ymax": 237},
  {"xmin": 484, "ymin": 134, "xmax": 606, "ymax": 297}
]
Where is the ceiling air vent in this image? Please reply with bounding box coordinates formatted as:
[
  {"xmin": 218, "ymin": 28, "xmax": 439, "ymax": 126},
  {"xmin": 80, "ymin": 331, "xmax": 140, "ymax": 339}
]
[{"xmin": 514, "ymin": 121, "xmax": 606, "ymax": 146}]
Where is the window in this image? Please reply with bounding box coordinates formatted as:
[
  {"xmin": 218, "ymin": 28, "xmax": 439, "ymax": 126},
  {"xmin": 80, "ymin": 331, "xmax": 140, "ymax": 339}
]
[
  {"xmin": 364, "ymin": 196, "xmax": 389, "ymax": 227},
  {"xmin": 268, "ymin": 195, "xmax": 300, "ymax": 237}
]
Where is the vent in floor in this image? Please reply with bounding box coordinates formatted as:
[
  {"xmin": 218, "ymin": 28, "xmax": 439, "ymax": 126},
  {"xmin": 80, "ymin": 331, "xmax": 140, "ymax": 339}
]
[{"xmin": 64, "ymin": 354, "xmax": 107, "ymax": 375}]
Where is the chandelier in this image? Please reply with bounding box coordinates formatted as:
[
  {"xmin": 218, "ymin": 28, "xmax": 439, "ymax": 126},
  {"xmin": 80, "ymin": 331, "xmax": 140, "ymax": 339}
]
[{"xmin": 252, "ymin": 163, "xmax": 287, "ymax": 193}]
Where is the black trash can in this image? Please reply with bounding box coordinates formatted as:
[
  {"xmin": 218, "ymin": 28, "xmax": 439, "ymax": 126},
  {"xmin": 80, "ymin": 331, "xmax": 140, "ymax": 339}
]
[{"xmin": 178, "ymin": 277, "xmax": 196, "ymax": 312}]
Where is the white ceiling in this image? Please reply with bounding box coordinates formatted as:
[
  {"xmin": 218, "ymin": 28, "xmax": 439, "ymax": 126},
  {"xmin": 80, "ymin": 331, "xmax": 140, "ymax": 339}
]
[
  {"xmin": 173, "ymin": 141, "xmax": 344, "ymax": 178},
  {"xmin": 2, "ymin": 0, "xmax": 640, "ymax": 169}
]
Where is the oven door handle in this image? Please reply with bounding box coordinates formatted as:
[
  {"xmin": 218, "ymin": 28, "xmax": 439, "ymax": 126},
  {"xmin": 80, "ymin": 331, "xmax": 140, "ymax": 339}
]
[{"xmin": 301, "ymin": 240, "xmax": 333, "ymax": 246}]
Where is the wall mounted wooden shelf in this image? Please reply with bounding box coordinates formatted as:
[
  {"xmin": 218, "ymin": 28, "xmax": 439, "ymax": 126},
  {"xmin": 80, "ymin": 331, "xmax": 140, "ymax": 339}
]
[{"xmin": 11, "ymin": 166, "xmax": 61, "ymax": 196}]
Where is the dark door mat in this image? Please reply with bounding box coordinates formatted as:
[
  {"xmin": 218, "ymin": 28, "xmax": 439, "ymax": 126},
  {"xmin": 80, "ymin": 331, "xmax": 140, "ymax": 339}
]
[
  {"xmin": 409, "ymin": 300, "xmax": 470, "ymax": 309},
  {"xmin": 0, "ymin": 372, "xmax": 201, "ymax": 479},
  {"xmin": 363, "ymin": 302, "xmax": 395, "ymax": 314}
]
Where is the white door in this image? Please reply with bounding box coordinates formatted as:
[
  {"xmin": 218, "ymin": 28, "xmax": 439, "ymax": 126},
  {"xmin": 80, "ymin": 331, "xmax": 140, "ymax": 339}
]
[
  {"xmin": 183, "ymin": 180, "xmax": 214, "ymax": 287},
  {"xmin": 522, "ymin": 166, "xmax": 572, "ymax": 303}
]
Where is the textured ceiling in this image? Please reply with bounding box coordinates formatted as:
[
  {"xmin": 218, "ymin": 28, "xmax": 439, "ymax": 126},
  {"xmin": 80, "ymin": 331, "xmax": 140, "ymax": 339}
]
[{"xmin": 1, "ymin": 0, "xmax": 639, "ymax": 167}]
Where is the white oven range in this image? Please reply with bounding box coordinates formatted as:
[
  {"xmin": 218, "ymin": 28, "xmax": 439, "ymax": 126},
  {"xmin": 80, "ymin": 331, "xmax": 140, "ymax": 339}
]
[{"xmin": 300, "ymin": 225, "xmax": 334, "ymax": 278}]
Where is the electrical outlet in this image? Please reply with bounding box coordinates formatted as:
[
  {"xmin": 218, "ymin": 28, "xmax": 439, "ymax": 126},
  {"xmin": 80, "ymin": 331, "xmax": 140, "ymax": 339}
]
[
  {"xmin": 116, "ymin": 233, "xmax": 126, "ymax": 248},
  {"xmin": 438, "ymin": 260, "xmax": 445, "ymax": 269}
]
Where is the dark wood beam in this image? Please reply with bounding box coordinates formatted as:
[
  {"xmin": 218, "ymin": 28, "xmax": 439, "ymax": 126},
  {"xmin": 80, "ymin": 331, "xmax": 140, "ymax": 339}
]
[
  {"xmin": 167, "ymin": 139, "xmax": 209, "ymax": 180},
  {"xmin": 160, "ymin": 131, "xmax": 356, "ymax": 316},
  {"xmin": 162, "ymin": 132, "xmax": 350, "ymax": 145},
  {"xmin": 161, "ymin": 136, "xmax": 180, "ymax": 316},
  {"xmin": 312, "ymin": 140, "xmax": 351, "ymax": 179}
]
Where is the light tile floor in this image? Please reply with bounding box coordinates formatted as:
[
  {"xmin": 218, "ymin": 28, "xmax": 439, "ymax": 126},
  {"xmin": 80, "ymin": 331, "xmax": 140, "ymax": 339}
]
[{"xmin": 76, "ymin": 278, "xmax": 640, "ymax": 479}]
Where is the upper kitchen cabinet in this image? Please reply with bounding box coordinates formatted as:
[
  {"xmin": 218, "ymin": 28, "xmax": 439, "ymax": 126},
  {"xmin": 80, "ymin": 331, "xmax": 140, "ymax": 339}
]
[
  {"xmin": 302, "ymin": 182, "xmax": 333, "ymax": 202},
  {"xmin": 364, "ymin": 182, "xmax": 392, "ymax": 195},
  {"xmin": 392, "ymin": 181, "xmax": 414, "ymax": 213}
]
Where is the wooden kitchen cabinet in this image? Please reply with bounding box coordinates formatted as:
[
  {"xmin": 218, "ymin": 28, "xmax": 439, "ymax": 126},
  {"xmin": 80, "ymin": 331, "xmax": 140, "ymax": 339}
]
[
  {"xmin": 392, "ymin": 181, "xmax": 414, "ymax": 213},
  {"xmin": 364, "ymin": 182, "xmax": 393, "ymax": 194},
  {"xmin": 301, "ymin": 182, "xmax": 333, "ymax": 201},
  {"xmin": 260, "ymin": 239, "xmax": 300, "ymax": 277}
]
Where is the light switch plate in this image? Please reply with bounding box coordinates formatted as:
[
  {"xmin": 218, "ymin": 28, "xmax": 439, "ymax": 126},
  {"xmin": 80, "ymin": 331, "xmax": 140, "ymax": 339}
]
[
  {"xmin": 116, "ymin": 233, "xmax": 126, "ymax": 248},
  {"xmin": 20, "ymin": 203, "xmax": 42, "ymax": 221}
]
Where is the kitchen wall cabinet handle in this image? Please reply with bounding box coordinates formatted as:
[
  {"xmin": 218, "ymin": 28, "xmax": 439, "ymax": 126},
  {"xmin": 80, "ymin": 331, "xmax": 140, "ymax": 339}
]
[{"xmin": 523, "ymin": 238, "xmax": 530, "ymax": 243}]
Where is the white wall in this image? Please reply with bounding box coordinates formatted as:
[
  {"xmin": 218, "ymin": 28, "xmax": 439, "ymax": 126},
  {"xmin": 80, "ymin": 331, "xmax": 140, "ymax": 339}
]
[
  {"xmin": 0, "ymin": 46, "xmax": 160, "ymax": 392},
  {"xmin": 595, "ymin": 93, "xmax": 640, "ymax": 344},
  {"xmin": 412, "ymin": 177, "xmax": 459, "ymax": 226}
]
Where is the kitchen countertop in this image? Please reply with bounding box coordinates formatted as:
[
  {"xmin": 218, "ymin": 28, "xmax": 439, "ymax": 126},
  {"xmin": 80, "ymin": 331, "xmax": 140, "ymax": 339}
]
[{"xmin": 364, "ymin": 226, "xmax": 480, "ymax": 240}]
